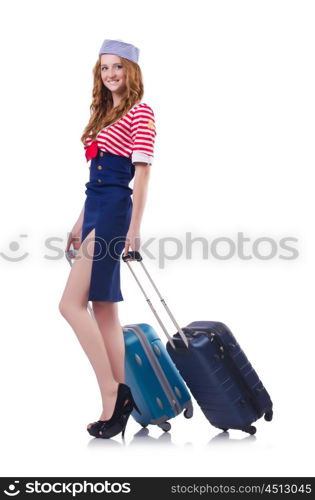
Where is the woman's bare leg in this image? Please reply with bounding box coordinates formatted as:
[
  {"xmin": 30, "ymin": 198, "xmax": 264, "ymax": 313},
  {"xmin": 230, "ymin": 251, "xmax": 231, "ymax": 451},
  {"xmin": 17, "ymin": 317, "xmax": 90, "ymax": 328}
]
[
  {"xmin": 58, "ymin": 228, "xmax": 119, "ymax": 424},
  {"xmin": 92, "ymin": 302, "xmax": 125, "ymax": 383}
]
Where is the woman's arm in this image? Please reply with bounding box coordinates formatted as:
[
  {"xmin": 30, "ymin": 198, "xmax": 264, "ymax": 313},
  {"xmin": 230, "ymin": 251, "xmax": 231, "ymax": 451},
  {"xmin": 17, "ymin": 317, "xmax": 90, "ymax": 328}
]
[{"xmin": 124, "ymin": 163, "xmax": 151, "ymax": 257}]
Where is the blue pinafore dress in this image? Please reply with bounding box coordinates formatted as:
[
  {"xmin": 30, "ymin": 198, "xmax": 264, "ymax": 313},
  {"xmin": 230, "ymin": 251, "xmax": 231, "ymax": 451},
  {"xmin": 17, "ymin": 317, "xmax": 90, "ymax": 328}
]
[{"xmin": 80, "ymin": 150, "xmax": 135, "ymax": 302}]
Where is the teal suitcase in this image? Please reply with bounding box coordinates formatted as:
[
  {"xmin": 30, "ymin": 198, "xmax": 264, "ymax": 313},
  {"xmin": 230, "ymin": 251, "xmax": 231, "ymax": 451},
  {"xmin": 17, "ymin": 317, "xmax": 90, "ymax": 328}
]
[{"xmin": 123, "ymin": 322, "xmax": 193, "ymax": 431}]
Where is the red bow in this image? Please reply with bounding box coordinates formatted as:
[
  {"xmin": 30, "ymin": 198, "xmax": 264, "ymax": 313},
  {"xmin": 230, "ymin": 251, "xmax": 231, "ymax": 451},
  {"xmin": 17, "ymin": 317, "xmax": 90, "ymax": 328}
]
[{"xmin": 85, "ymin": 140, "xmax": 98, "ymax": 162}]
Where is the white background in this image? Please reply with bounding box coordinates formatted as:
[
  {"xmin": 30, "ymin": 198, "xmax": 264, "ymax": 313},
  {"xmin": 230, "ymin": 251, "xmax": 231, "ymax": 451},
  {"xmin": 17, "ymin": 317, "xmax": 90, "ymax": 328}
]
[{"xmin": 0, "ymin": 0, "xmax": 314, "ymax": 478}]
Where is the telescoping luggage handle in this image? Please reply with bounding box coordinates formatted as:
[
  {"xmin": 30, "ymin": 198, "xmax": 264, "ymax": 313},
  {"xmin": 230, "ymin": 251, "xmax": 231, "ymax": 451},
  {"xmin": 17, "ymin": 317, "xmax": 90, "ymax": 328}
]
[{"xmin": 122, "ymin": 251, "xmax": 189, "ymax": 349}]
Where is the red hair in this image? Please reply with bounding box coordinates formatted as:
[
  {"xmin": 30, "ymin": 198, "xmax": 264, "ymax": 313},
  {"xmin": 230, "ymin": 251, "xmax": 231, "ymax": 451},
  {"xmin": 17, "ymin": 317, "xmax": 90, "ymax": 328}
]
[{"xmin": 81, "ymin": 55, "xmax": 144, "ymax": 145}]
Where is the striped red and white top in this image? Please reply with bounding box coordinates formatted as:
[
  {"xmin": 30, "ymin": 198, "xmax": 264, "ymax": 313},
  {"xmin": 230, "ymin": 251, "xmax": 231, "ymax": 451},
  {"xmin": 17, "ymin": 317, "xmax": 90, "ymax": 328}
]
[{"xmin": 84, "ymin": 102, "xmax": 156, "ymax": 165}]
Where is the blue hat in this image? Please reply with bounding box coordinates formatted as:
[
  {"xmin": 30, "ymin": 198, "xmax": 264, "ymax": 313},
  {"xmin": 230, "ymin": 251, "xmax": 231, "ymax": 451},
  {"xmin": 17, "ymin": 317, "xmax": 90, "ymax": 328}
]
[{"xmin": 99, "ymin": 39, "xmax": 140, "ymax": 63}]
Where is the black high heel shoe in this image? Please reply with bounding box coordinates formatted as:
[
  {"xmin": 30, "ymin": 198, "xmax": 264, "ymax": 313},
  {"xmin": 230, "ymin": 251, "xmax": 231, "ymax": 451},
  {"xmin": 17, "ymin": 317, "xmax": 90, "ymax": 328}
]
[
  {"xmin": 87, "ymin": 420, "xmax": 107, "ymax": 438},
  {"xmin": 87, "ymin": 383, "xmax": 140, "ymax": 439}
]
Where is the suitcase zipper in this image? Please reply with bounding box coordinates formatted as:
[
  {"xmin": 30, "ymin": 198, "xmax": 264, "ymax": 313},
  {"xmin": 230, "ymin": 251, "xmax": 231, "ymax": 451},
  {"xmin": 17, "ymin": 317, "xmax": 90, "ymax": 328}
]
[{"xmin": 124, "ymin": 324, "xmax": 182, "ymax": 415}]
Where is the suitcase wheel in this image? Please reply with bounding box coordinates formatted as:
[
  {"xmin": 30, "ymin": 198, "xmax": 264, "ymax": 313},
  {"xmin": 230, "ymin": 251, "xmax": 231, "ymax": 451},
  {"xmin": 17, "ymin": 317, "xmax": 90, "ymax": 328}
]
[
  {"xmin": 264, "ymin": 409, "xmax": 273, "ymax": 422},
  {"xmin": 243, "ymin": 425, "xmax": 257, "ymax": 435},
  {"xmin": 141, "ymin": 424, "xmax": 148, "ymax": 428},
  {"xmin": 158, "ymin": 421, "xmax": 171, "ymax": 432},
  {"xmin": 184, "ymin": 407, "xmax": 193, "ymax": 419},
  {"xmin": 220, "ymin": 428, "xmax": 229, "ymax": 432}
]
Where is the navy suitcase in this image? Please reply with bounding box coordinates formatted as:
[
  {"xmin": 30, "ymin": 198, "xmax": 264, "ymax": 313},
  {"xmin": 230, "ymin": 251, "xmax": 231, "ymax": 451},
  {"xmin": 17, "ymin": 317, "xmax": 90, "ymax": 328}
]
[
  {"xmin": 167, "ymin": 321, "xmax": 273, "ymax": 434},
  {"xmin": 122, "ymin": 252, "xmax": 273, "ymax": 435}
]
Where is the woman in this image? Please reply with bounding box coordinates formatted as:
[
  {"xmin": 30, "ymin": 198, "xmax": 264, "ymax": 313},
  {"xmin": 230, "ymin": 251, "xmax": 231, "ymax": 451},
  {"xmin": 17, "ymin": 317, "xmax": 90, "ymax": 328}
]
[{"xmin": 58, "ymin": 39, "xmax": 156, "ymax": 439}]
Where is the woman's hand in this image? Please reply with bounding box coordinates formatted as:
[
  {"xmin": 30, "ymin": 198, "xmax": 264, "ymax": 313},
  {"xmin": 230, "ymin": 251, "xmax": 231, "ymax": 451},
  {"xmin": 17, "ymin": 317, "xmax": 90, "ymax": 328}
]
[
  {"xmin": 123, "ymin": 226, "xmax": 140, "ymax": 261},
  {"xmin": 65, "ymin": 221, "xmax": 82, "ymax": 259}
]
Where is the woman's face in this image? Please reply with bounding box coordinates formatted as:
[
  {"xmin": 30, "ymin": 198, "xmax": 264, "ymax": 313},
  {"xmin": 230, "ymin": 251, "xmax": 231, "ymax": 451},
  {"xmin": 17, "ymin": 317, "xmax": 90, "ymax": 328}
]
[{"xmin": 100, "ymin": 54, "xmax": 127, "ymax": 95}]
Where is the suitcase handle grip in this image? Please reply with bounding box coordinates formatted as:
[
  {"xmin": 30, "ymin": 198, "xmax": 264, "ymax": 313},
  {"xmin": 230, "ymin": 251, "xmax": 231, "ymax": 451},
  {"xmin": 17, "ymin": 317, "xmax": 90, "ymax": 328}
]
[{"xmin": 122, "ymin": 251, "xmax": 143, "ymax": 262}]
